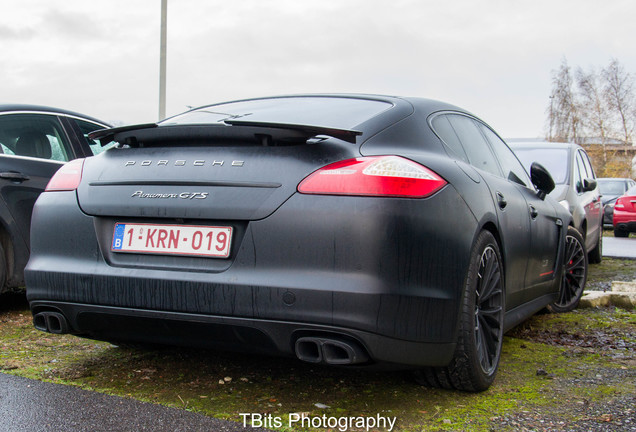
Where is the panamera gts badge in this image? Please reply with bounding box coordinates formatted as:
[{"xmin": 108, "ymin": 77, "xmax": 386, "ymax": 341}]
[{"xmin": 131, "ymin": 191, "xmax": 209, "ymax": 200}]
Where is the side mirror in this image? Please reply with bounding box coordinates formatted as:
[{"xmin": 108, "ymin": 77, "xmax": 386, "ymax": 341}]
[
  {"xmin": 530, "ymin": 162, "xmax": 555, "ymax": 200},
  {"xmin": 581, "ymin": 178, "xmax": 597, "ymax": 192}
]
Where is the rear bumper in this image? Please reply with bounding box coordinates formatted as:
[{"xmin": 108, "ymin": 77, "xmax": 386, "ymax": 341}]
[
  {"xmin": 614, "ymin": 221, "xmax": 636, "ymax": 232},
  {"xmin": 26, "ymin": 188, "xmax": 476, "ymax": 367},
  {"xmin": 29, "ymin": 300, "xmax": 456, "ymax": 367},
  {"xmin": 613, "ymin": 210, "xmax": 636, "ymax": 232}
]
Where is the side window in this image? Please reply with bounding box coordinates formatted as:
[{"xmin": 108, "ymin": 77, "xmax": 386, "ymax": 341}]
[
  {"xmin": 478, "ymin": 124, "xmax": 531, "ymax": 187},
  {"xmin": 445, "ymin": 114, "xmax": 501, "ymax": 177},
  {"xmin": 575, "ymin": 151, "xmax": 586, "ymax": 193},
  {"xmin": 580, "ymin": 150, "xmax": 596, "ymax": 180},
  {"xmin": 0, "ymin": 114, "xmax": 72, "ymax": 162},
  {"xmin": 430, "ymin": 115, "xmax": 469, "ymax": 163},
  {"xmin": 72, "ymin": 119, "xmax": 114, "ymax": 155}
]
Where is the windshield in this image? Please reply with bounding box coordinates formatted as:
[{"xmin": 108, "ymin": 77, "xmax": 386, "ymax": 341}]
[
  {"xmin": 162, "ymin": 97, "xmax": 393, "ymax": 130},
  {"xmin": 598, "ymin": 180, "xmax": 626, "ymax": 196},
  {"xmin": 513, "ymin": 147, "xmax": 570, "ymax": 184}
]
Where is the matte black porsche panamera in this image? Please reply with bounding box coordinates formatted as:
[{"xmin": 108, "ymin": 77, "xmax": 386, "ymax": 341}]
[{"xmin": 26, "ymin": 95, "xmax": 580, "ymax": 392}]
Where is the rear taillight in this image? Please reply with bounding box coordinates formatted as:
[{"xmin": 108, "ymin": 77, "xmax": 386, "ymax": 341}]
[
  {"xmin": 614, "ymin": 198, "xmax": 625, "ymax": 209},
  {"xmin": 45, "ymin": 158, "xmax": 85, "ymax": 191},
  {"xmin": 297, "ymin": 156, "xmax": 447, "ymax": 198}
]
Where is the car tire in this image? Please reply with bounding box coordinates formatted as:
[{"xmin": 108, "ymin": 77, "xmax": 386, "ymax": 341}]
[
  {"xmin": 588, "ymin": 224, "xmax": 603, "ymax": 264},
  {"xmin": 414, "ymin": 231, "xmax": 505, "ymax": 392},
  {"xmin": 614, "ymin": 228, "xmax": 629, "ymax": 238},
  {"xmin": 547, "ymin": 227, "xmax": 587, "ymax": 313}
]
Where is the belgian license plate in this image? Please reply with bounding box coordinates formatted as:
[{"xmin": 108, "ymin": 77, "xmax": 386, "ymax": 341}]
[{"xmin": 111, "ymin": 223, "xmax": 232, "ymax": 258}]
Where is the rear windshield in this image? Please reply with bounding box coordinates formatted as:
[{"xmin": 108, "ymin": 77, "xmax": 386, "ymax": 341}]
[
  {"xmin": 598, "ymin": 180, "xmax": 627, "ymax": 196},
  {"xmin": 513, "ymin": 147, "xmax": 570, "ymax": 184},
  {"xmin": 162, "ymin": 97, "xmax": 393, "ymax": 130}
]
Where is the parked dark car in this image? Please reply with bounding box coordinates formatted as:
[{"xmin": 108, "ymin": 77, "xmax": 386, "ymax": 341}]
[
  {"xmin": 597, "ymin": 177, "xmax": 636, "ymax": 227},
  {"xmin": 613, "ymin": 184, "xmax": 636, "ymax": 237},
  {"xmin": 0, "ymin": 105, "xmax": 111, "ymax": 298},
  {"xmin": 26, "ymin": 95, "xmax": 584, "ymax": 392},
  {"xmin": 510, "ymin": 142, "xmax": 603, "ymax": 263}
]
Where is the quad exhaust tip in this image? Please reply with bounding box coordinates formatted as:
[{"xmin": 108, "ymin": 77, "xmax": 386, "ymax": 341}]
[
  {"xmin": 33, "ymin": 311, "xmax": 70, "ymax": 334},
  {"xmin": 295, "ymin": 336, "xmax": 369, "ymax": 365}
]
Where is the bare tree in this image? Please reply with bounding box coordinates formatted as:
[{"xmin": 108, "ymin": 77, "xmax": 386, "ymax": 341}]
[
  {"xmin": 602, "ymin": 58, "xmax": 635, "ymax": 144},
  {"xmin": 577, "ymin": 67, "xmax": 611, "ymax": 161},
  {"xmin": 545, "ymin": 58, "xmax": 636, "ymax": 177},
  {"xmin": 546, "ymin": 58, "xmax": 581, "ymax": 142}
]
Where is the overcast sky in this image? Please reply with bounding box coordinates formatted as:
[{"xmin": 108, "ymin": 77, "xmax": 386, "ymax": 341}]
[{"xmin": 2, "ymin": 0, "xmax": 635, "ymax": 138}]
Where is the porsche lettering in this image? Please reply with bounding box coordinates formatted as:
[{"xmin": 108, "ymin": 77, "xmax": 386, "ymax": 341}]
[{"xmin": 125, "ymin": 160, "xmax": 244, "ymax": 167}]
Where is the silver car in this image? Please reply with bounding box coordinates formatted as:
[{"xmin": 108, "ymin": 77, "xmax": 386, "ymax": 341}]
[{"xmin": 510, "ymin": 141, "xmax": 603, "ymax": 264}]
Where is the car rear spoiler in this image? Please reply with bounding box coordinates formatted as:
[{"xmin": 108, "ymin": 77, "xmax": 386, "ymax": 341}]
[{"xmin": 89, "ymin": 121, "xmax": 362, "ymax": 147}]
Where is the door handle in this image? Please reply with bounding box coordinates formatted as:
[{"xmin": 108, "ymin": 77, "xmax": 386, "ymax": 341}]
[
  {"xmin": 496, "ymin": 192, "xmax": 507, "ymax": 209},
  {"xmin": 0, "ymin": 171, "xmax": 30, "ymax": 182},
  {"xmin": 529, "ymin": 204, "xmax": 538, "ymax": 219}
]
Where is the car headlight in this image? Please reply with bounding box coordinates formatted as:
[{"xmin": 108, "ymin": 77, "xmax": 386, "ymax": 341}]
[{"xmin": 559, "ymin": 200, "xmax": 570, "ymax": 211}]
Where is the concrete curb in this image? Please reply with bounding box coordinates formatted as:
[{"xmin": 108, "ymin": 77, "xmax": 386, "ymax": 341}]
[
  {"xmin": 579, "ymin": 280, "xmax": 636, "ymax": 310},
  {"xmin": 612, "ymin": 281, "xmax": 636, "ymax": 292},
  {"xmin": 579, "ymin": 291, "xmax": 636, "ymax": 309}
]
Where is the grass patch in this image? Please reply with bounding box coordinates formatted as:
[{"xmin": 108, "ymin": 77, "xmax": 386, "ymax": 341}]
[
  {"xmin": 586, "ymin": 257, "xmax": 636, "ymax": 291},
  {"xmin": 603, "ymin": 228, "xmax": 636, "ymax": 238}
]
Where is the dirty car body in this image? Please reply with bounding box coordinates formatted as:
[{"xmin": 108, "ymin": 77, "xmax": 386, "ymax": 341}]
[{"xmin": 26, "ymin": 95, "xmax": 572, "ymax": 391}]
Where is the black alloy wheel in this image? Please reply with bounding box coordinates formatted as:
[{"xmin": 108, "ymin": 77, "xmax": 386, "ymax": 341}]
[
  {"xmin": 474, "ymin": 245, "xmax": 504, "ymax": 375},
  {"xmin": 415, "ymin": 231, "xmax": 504, "ymax": 392},
  {"xmin": 547, "ymin": 226, "xmax": 587, "ymax": 313}
]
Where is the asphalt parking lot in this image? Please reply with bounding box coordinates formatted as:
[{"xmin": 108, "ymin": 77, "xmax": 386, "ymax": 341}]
[
  {"xmin": 603, "ymin": 236, "xmax": 636, "ymax": 259},
  {"xmin": 0, "ymin": 373, "xmax": 265, "ymax": 432}
]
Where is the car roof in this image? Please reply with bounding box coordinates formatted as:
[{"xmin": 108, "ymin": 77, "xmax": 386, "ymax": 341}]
[
  {"xmin": 0, "ymin": 104, "xmax": 107, "ymax": 125},
  {"xmin": 597, "ymin": 177, "xmax": 633, "ymax": 182},
  {"xmin": 164, "ymin": 94, "xmax": 474, "ymax": 143},
  {"xmin": 190, "ymin": 93, "xmax": 468, "ymax": 116},
  {"xmin": 508, "ymin": 141, "xmax": 580, "ymax": 150}
]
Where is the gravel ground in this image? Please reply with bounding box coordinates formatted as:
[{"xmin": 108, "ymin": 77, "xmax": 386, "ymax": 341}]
[
  {"xmin": 503, "ymin": 308, "xmax": 635, "ymax": 432},
  {"xmin": 493, "ymin": 374, "xmax": 635, "ymax": 431}
]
